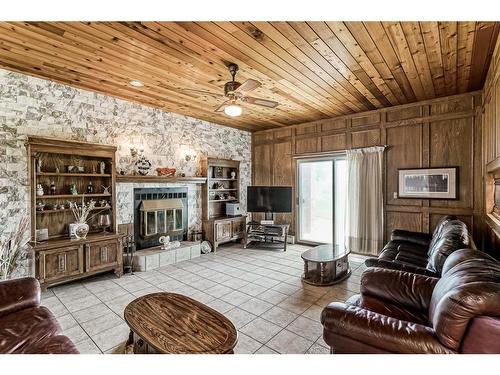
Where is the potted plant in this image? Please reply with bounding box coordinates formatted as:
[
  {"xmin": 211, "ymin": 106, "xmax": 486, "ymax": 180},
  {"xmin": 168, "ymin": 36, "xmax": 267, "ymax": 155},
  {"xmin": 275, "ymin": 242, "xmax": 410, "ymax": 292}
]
[{"xmin": 0, "ymin": 216, "xmax": 31, "ymax": 281}]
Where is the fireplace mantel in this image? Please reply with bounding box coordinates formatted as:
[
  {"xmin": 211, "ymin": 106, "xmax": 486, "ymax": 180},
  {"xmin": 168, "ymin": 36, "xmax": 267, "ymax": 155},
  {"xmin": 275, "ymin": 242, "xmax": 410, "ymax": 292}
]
[{"xmin": 116, "ymin": 175, "xmax": 207, "ymax": 184}]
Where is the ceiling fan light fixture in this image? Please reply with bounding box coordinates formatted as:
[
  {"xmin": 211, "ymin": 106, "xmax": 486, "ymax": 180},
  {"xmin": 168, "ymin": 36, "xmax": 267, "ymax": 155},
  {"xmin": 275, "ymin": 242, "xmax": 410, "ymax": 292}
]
[
  {"xmin": 224, "ymin": 104, "xmax": 242, "ymax": 117},
  {"xmin": 129, "ymin": 80, "xmax": 144, "ymax": 87}
]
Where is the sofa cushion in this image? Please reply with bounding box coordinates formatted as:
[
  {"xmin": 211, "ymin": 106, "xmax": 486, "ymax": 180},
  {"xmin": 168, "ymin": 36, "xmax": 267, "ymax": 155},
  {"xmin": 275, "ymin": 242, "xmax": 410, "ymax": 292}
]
[
  {"xmin": 0, "ymin": 277, "xmax": 41, "ymax": 318},
  {"xmin": 427, "ymin": 215, "xmax": 457, "ymax": 250},
  {"xmin": 426, "ymin": 220, "xmax": 471, "ymax": 273},
  {"xmin": 0, "ymin": 306, "xmax": 61, "ymax": 354}
]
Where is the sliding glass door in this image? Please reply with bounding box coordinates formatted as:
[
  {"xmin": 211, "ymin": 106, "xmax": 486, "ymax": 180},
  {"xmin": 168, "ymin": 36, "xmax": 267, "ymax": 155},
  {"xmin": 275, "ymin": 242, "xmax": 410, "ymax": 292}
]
[{"xmin": 297, "ymin": 156, "xmax": 347, "ymax": 245}]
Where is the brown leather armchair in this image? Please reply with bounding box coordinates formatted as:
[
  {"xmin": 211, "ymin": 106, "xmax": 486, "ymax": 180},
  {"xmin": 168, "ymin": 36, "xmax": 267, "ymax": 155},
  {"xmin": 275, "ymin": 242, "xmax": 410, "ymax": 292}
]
[
  {"xmin": 0, "ymin": 277, "xmax": 79, "ymax": 354},
  {"xmin": 321, "ymin": 250, "xmax": 500, "ymax": 354}
]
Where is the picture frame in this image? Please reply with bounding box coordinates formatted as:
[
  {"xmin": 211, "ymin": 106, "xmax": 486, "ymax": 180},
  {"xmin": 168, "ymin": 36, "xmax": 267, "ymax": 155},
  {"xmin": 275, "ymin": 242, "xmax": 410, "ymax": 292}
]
[{"xmin": 398, "ymin": 167, "xmax": 458, "ymax": 199}]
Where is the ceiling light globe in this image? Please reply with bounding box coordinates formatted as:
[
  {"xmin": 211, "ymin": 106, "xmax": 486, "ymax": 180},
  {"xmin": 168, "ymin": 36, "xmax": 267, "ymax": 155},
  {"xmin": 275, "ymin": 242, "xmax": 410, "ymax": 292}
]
[{"xmin": 224, "ymin": 104, "xmax": 242, "ymax": 117}]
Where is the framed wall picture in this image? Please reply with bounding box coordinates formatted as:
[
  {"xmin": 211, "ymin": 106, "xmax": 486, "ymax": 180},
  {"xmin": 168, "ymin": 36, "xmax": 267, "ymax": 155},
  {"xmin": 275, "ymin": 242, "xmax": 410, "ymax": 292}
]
[{"xmin": 398, "ymin": 167, "xmax": 458, "ymax": 199}]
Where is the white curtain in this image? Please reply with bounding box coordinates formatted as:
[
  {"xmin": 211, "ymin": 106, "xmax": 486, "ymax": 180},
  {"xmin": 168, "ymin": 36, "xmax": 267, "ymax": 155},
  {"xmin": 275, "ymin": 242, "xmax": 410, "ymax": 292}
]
[{"xmin": 345, "ymin": 146, "xmax": 385, "ymax": 255}]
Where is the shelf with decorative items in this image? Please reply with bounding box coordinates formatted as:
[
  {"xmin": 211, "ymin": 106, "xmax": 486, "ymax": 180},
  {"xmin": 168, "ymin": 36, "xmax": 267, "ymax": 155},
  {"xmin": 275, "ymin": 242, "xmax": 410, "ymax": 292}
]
[
  {"xmin": 36, "ymin": 172, "xmax": 113, "ymax": 177},
  {"xmin": 35, "ymin": 193, "xmax": 112, "ymax": 200},
  {"xmin": 201, "ymin": 157, "xmax": 246, "ymax": 252},
  {"xmin": 27, "ymin": 136, "xmax": 123, "ymax": 290}
]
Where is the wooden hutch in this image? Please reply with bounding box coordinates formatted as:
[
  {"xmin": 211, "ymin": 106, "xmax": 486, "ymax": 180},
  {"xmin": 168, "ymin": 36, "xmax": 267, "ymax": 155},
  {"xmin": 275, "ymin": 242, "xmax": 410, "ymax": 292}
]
[
  {"xmin": 27, "ymin": 137, "xmax": 123, "ymax": 290},
  {"xmin": 201, "ymin": 158, "xmax": 246, "ymax": 252}
]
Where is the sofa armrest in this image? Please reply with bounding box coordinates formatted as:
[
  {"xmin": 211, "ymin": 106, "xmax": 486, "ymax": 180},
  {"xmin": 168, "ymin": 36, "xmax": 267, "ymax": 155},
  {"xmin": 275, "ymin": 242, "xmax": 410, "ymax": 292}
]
[
  {"xmin": 0, "ymin": 277, "xmax": 41, "ymax": 318},
  {"xmin": 360, "ymin": 267, "xmax": 438, "ymax": 312},
  {"xmin": 364, "ymin": 258, "xmax": 438, "ymax": 277},
  {"xmin": 391, "ymin": 229, "xmax": 432, "ymax": 247},
  {"xmin": 321, "ymin": 302, "xmax": 453, "ymax": 354}
]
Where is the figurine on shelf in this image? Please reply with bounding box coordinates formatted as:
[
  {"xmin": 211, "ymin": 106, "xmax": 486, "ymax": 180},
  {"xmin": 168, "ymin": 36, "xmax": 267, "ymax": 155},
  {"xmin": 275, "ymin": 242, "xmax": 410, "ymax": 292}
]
[
  {"xmin": 99, "ymin": 200, "xmax": 110, "ymax": 208},
  {"xmin": 99, "ymin": 161, "xmax": 106, "ymax": 174},
  {"xmin": 36, "ymin": 183, "xmax": 44, "ymax": 196},
  {"xmin": 50, "ymin": 181, "xmax": 56, "ymax": 195},
  {"xmin": 87, "ymin": 181, "xmax": 94, "ymax": 194},
  {"xmin": 230, "ymin": 171, "xmax": 236, "ymax": 179},
  {"xmin": 214, "ymin": 166, "xmax": 223, "ymax": 178},
  {"xmin": 70, "ymin": 183, "xmax": 78, "ymax": 195},
  {"xmin": 36, "ymin": 202, "xmax": 45, "ymax": 211},
  {"xmin": 102, "ymin": 186, "xmax": 110, "ymax": 194}
]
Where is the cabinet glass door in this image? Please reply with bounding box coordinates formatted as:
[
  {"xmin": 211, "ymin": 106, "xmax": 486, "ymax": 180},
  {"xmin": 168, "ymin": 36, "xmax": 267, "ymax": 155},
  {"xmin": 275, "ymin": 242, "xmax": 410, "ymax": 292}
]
[{"xmin": 297, "ymin": 156, "xmax": 346, "ymax": 245}]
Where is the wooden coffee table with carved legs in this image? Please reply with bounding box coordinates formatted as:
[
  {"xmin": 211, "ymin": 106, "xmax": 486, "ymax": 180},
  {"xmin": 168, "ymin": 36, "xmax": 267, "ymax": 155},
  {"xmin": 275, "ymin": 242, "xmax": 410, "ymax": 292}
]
[
  {"xmin": 124, "ymin": 292, "xmax": 238, "ymax": 354},
  {"xmin": 301, "ymin": 244, "xmax": 351, "ymax": 286}
]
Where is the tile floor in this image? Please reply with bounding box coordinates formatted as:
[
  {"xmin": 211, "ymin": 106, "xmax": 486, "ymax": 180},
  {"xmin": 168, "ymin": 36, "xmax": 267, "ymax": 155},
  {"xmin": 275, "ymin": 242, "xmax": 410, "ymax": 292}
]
[{"xmin": 41, "ymin": 243, "xmax": 368, "ymax": 354}]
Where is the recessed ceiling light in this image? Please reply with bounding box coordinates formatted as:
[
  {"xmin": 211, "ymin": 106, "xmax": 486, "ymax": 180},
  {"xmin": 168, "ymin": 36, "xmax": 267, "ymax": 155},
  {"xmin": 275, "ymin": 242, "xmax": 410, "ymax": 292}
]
[{"xmin": 129, "ymin": 80, "xmax": 144, "ymax": 87}]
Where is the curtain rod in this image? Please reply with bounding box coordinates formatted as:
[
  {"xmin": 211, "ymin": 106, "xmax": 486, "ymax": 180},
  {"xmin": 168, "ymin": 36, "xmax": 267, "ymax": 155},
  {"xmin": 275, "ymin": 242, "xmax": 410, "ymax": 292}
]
[{"xmin": 292, "ymin": 145, "xmax": 389, "ymax": 159}]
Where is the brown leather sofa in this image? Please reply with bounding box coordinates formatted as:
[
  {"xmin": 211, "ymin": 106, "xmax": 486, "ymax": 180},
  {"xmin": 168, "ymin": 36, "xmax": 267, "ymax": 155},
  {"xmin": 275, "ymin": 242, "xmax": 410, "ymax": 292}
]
[
  {"xmin": 321, "ymin": 249, "xmax": 500, "ymax": 354},
  {"xmin": 0, "ymin": 277, "xmax": 79, "ymax": 354},
  {"xmin": 365, "ymin": 216, "xmax": 475, "ymax": 277}
]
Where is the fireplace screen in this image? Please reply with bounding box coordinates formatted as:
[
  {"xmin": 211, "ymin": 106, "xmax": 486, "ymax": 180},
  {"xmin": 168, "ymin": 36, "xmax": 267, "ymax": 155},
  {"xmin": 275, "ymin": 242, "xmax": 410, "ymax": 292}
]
[{"xmin": 140, "ymin": 199, "xmax": 184, "ymax": 237}]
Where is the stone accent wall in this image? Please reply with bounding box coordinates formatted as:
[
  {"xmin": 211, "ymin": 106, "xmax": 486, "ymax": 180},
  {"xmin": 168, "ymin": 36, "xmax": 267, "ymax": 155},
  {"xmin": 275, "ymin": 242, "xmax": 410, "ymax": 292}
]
[{"xmin": 0, "ymin": 69, "xmax": 251, "ymax": 274}]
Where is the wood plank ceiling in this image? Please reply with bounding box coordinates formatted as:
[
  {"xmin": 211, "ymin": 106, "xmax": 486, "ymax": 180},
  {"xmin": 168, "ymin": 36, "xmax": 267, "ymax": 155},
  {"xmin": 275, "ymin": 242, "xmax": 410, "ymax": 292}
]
[{"xmin": 0, "ymin": 22, "xmax": 498, "ymax": 131}]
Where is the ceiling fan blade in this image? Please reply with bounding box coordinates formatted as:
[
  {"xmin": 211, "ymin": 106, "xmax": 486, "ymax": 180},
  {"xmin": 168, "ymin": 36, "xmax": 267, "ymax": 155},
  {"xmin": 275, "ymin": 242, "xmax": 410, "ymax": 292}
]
[
  {"xmin": 234, "ymin": 79, "xmax": 261, "ymax": 93},
  {"xmin": 243, "ymin": 96, "xmax": 279, "ymax": 108},
  {"xmin": 215, "ymin": 101, "xmax": 231, "ymax": 112},
  {"xmin": 180, "ymin": 88, "xmax": 225, "ymax": 97}
]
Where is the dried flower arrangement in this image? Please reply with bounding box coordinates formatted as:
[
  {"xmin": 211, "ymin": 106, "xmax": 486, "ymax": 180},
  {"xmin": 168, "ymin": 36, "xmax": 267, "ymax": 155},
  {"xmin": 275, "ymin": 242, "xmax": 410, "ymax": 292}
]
[
  {"xmin": 0, "ymin": 216, "xmax": 31, "ymax": 281},
  {"xmin": 68, "ymin": 198, "xmax": 106, "ymax": 223}
]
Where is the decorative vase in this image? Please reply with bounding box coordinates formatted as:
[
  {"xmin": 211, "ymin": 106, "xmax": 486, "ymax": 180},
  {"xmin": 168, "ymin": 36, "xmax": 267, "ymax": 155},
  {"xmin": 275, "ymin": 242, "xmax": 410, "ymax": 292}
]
[{"xmin": 74, "ymin": 222, "xmax": 89, "ymax": 240}]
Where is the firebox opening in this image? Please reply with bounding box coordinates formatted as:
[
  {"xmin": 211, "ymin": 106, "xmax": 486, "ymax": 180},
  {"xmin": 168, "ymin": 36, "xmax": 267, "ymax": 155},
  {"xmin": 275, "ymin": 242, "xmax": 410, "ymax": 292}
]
[{"xmin": 134, "ymin": 188, "xmax": 188, "ymax": 250}]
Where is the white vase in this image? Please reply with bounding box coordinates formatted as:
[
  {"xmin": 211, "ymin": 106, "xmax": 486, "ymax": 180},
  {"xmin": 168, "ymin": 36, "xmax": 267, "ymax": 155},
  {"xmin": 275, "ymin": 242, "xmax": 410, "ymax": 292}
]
[{"xmin": 74, "ymin": 222, "xmax": 89, "ymax": 239}]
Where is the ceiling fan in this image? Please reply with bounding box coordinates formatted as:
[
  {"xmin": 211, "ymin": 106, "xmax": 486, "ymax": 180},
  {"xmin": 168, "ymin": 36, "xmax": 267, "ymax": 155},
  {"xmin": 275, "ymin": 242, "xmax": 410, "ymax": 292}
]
[{"xmin": 181, "ymin": 63, "xmax": 279, "ymax": 117}]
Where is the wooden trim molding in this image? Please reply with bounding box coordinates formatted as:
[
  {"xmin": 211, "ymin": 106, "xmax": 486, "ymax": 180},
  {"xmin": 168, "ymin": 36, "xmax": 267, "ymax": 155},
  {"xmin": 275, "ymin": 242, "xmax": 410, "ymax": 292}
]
[{"xmin": 116, "ymin": 175, "xmax": 207, "ymax": 184}]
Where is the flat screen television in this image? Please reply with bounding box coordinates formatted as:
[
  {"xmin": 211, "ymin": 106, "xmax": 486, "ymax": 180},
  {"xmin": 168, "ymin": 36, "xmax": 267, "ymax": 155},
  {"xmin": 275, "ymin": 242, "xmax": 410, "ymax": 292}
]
[{"xmin": 247, "ymin": 186, "xmax": 292, "ymax": 213}]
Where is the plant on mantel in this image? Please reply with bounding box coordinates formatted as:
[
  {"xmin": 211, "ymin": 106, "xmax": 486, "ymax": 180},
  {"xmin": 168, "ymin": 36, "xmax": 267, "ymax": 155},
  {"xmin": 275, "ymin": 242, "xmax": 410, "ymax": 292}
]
[{"xmin": 0, "ymin": 216, "xmax": 31, "ymax": 281}]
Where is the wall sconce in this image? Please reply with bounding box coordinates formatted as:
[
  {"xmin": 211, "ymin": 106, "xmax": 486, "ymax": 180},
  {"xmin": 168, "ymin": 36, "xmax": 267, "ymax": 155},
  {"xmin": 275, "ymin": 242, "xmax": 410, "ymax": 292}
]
[
  {"xmin": 180, "ymin": 144, "xmax": 197, "ymax": 162},
  {"xmin": 130, "ymin": 147, "xmax": 144, "ymax": 157},
  {"xmin": 185, "ymin": 153, "xmax": 197, "ymax": 162}
]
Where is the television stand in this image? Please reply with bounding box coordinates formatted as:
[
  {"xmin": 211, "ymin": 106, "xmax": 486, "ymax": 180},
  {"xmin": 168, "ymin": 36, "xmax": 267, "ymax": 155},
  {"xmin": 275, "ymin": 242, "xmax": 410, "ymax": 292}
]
[{"xmin": 244, "ymin": 221, "xmax": 290, "ymax": 251}]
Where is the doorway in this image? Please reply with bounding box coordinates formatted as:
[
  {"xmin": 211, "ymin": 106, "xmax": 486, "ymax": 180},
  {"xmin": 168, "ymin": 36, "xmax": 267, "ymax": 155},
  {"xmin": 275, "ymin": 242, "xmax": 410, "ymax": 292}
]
[{"xmin": 297, "ymin": 155, "xmax": 347, "ymax": 245}]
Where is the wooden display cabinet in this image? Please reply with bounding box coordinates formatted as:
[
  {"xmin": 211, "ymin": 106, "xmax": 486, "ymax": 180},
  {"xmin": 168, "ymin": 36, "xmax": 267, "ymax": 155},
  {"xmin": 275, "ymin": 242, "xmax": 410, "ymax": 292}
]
[
  {"xmin": 201, "ymin": 157, "xmax": 246, "ymax": 252},
  {"xmin": 27, "ymin": 137, "xmax": 123, "ymax": 290}
]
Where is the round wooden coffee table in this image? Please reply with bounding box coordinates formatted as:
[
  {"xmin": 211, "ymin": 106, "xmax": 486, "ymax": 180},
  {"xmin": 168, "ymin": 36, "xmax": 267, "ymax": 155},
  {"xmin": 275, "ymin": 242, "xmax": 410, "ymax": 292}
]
[
  {"xmin": 124, "ymin": 292, "xmax": 238, "ymax": 354},
  {"xmin": 301, "ymin": 244, "xmax": 351, "ymax": 286}
]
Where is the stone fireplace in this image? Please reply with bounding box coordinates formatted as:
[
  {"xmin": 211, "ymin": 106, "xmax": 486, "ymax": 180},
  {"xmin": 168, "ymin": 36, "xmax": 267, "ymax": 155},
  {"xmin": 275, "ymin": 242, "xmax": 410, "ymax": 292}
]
[{"xmin": 133, "ymin": 187, "xmax": 188, "ymax": 250}]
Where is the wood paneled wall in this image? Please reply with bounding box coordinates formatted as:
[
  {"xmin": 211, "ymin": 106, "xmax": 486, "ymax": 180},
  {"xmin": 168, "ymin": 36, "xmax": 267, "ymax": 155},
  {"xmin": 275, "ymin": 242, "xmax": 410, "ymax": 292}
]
[
  {"xmin": 252, "ymin": 91, "xmax": 484, "ymax": 246},
  {"xmin": 482, "ymin": 35, "xmax": 500, "ymax": 256}
]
